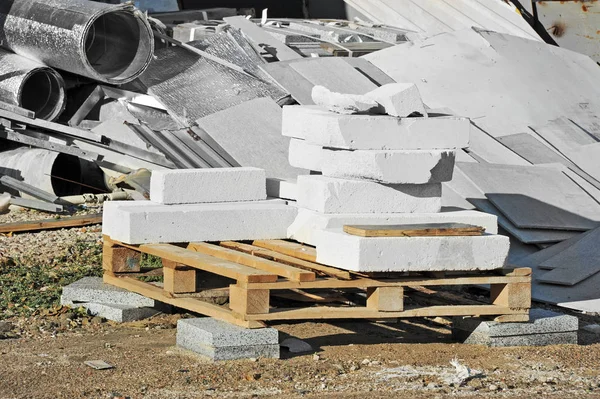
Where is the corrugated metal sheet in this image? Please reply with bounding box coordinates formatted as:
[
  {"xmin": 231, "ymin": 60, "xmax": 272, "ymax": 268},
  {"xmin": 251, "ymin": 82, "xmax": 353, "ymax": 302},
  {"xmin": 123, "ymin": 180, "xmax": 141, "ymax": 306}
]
[
  {"xmin": 344, "ymin": 0, "xmax": 541, "ymax": 41},
  {"xmin": 535, "ymin": 1, "xmax": 600, "ymax": 63}
]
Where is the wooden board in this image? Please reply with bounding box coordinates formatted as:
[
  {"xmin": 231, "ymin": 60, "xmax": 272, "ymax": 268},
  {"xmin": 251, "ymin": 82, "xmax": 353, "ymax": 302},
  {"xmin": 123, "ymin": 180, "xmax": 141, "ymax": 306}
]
[
  {"xmin": 103, "ymin": 273, "xmax": 263, "ymax": 329},
  {"xmin": 107, "ymin": 239, "xmax": 278, "ymax": 284},
  {"xmin": 343, "ymin": 223, "xmax": 485, "ymax": 237},
  {"xmin": 220, "ymin": 241, "xmax": 351, "ymax": 280},
  {"xmin": 187, "ymin": 242, "xmax": 315, "ymax": 282},
  {"xmin": 252, "ymin": 239, "xmax": 317, "ymax": 262},
  {"xmin": 0, "ymin": 213, "xmax": 102, "ymax": 234}
]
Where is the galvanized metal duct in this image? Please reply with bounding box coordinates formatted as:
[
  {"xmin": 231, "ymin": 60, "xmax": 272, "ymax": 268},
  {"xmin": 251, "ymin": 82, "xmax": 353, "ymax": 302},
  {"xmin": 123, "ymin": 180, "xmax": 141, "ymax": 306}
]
[
  {"xmin": 0, "ymin": 0, "xmax": 155, "ymax": 84},
  {"xmin": 0, "ymin": 148, "xmax": 83, "ymax": 197},
  {"xmin": 0, "ymin": 49, "xmax": 66, "ymax": 121}
]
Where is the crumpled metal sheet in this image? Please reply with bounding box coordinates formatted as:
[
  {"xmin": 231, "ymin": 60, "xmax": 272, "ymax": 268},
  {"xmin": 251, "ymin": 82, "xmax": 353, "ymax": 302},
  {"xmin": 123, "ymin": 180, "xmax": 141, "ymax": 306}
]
[
  {"xmin": 0, "ymin": 0, "xmax": 154, "ymax": 84},
  {"xmin": 139, "ymin": 29, "xmax": 289, "ymax": 126},
  {"xmin": 0, "ymin": 49, "xmax": 66, "ymax": 121}
]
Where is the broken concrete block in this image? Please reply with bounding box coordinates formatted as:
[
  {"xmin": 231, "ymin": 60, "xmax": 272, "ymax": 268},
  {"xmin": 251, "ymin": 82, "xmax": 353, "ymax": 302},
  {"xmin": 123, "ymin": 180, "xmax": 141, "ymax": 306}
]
[
  {"xmin": 365, "ymin": 83, "xmax": 427, "ymax": 117},
  {"xmin": 314, "ymin": 229, "xmax": 509, "ymax": 272},
  {"xmin": 288, "ymin": 208, "xmax": 498, "ymax": 246},
  {"xmin": 288, "ymin": 139, "xmax": 324, "ymax": 171},
  {"xmin": 150, "ymin": 167, "xmax": 267, "ymax": 205},
  {"xmin": 322, "ymin": 149, "xmax": 456, "ymax": 184},
  {"xmin": 282, "ymin": 105, "xmax": 470, "ymax": 150},
  {"xmin": 297, "ymin": 175, "xmax": 441, "ymax": 214},
  {"xmin": 177, "ymin": 318, "xmax": 280, "ymax": 360},
  {"xmin": 103, "ymin": 199, "xmax": 298, "ymax": 244},
  {"xmin": 266, "ymin": 178, "xmax": 298, "ymax": 201},
  {"xmin": 311, "ymin": 85, "xmax": 380, "ymax": 115},
  {"xmin": 63, "ymin": 302, "xmax": 160, "ymax": 323},
  {"xmin": 452, "ymin": 309, "xmax": 578, "ymax": 346},
  {"xmin": 61, "ymin": 277, "xmax": 155, "ymax": 308}
]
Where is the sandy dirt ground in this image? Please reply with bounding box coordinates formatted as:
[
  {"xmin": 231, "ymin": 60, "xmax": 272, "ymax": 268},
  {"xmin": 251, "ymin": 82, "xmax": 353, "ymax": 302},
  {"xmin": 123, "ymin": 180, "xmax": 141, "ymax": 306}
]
[{"xmin": 1, "ymin": 313, "xmax": 600, "ymax": 399}]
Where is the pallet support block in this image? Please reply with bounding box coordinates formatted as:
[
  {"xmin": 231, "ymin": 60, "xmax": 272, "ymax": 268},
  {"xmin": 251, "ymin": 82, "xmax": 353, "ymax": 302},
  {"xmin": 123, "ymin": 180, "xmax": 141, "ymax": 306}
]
[
  {"xmin": 229, "ymin": 285, "xmax": 270, "ymax": 315},
  {"xmin": 367, "ymin": 286, "xmax": 404, "ymax": 312},
  {"xmin": 103, "ymin": 241, "xmax": 141, "ymax": 273},
  {"xmin": 163, "ymin": 260, "xmax": 197, "ymax": 294},
  {"xmin": 491, "ymin": 282, "xmax": 531, "ymax": 310}
]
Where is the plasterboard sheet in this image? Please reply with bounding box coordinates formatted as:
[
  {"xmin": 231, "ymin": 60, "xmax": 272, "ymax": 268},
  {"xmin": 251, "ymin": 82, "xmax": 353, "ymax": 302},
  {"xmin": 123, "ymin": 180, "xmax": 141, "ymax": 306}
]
[
  {"xmin": 469, "ymin": 198, "xmax": 580, "ymax": 244},
  {"xmin": 196, "ymin": 97, "xmax": 305, "ymax": 179},
  {"xmin": 537, "ymin": 227, "xmax": 600, "ymax": 286},
  {"xmin": 458, "ymin": 162, "xmax": 600, "ymax": 231},
  {"xmin": 290, "ymin": 57, "xmax": 378, "ymax": 94}
]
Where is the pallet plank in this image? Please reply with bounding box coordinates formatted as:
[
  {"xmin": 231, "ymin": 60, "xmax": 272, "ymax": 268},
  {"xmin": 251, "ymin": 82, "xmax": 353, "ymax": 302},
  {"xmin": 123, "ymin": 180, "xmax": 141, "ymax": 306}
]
[
  {"xmin": 108, "ymin": 239, "xmax": 278, "ymax": 283},
  {"xmin": 252, "ymin": 239, "xmax": 318, "ymax": 262},
  {"xmin": 343, "ymin": 223, "xmax": 485, "ymax": 237},
  {"xmin": 220, "ymin": 241, "xmax": 351, "ymax": 280},
  {"xmin": 243, "ymin": 305, "xmax": 527, "ymax": 321},
  {"xmin": 103, "ymin": 273, "xmax": 264, "ymax": 328},
  {"xmin": 0, "ymin": 213, "xmax": 102, "ymax": 234},
  {"xmin": 188, "ymin": 242, "xmax": 315, "ymax": 282}
]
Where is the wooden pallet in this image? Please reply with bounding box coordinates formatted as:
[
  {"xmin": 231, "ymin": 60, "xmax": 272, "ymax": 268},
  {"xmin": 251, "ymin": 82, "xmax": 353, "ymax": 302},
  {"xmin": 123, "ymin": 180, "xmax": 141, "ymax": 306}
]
[{"xmin": 102, "ymin": 236, "xmax": 532, "ymax": 329}]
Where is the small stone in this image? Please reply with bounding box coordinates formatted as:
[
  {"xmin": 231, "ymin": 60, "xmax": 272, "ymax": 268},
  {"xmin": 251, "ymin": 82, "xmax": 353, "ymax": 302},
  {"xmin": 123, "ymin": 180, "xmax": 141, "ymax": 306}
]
[
  {"xmin": 91, "ymin": 316, "xmax": 104, "ymax": 325},
  {"xmin": 280, "ymin": 338, "xmax": 313, "ymax": 353},
  {"xmin": 427, "ymin": 382, "xmax": 439, "ymax": 389},
  {"xmin": 488, "ymin": 384, "xmax": 499, "ymax": 391},
  {"xmin": 313, "ymin": 354, "xmax": 320, "ymax": 361},
  {"xmin": 467, "ymin": 379, "xmax": 483, "ymax": 389},
  {"xmin": 0, "ymin": 322, "xmax": 14, "ymax": 333},
  {"xmin": 361, "ymin": 359, "xmax": 371, "ymax": 365}
]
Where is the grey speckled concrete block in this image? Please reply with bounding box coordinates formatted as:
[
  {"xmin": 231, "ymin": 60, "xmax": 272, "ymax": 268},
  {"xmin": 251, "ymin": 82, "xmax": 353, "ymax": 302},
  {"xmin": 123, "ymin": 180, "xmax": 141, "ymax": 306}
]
[
  {"xmin": 452, "ymin": 309, "xmax": 578, "ymax": 347},
  {"xmin": 62, "ymin": 301, "xmax": 160, "ymax": 323},
  {"xmin": 176, "ymin": 318, "xmax": 280, "ymax": 360},
  {"xmin": 61, "ymin": 277, "xmax": 155, "ymax": 308}
]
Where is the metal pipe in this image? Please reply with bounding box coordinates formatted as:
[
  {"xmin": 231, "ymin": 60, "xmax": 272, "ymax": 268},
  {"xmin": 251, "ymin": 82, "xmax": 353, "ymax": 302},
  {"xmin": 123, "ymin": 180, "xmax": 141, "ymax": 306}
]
[
  {"xmin": 0, "ymin": 0, "xmax": 155, "ymax": 84},
  {"xmin": 0, "ymin": 148, "xmax": 83, "ymax": 197},
  {"xmin": 0, "ymin": 49, "xmax": 66, "ymax": 121}
]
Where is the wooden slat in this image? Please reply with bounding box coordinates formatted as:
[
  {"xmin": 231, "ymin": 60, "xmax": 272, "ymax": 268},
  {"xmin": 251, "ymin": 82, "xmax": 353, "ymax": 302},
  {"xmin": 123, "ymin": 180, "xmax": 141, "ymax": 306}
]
[
  {"xmin": 103, "ymin": 273, "xmax": 263, "ymax": 328},
  {"xmin": 252, "ymin": 239, "xmax": 318, "ymax": 262},
  {"xmin": 240, "ymin": 274, "xmax": 530, "ymax": 290},
  {"xmin": 243, "ymin": 305, "xmax": 527, "ymax": 321},
  {"xmin": 221, "ymin": 241, "xmax": 351, "ymax": 280},
  {"xmin": 188, "ymin": 242, "xmax": 315, "ymax": 282},
  {"xmin": 0, "ymin": 213, "xmax": 102, "ymax": 234},
  {"xmin": 108, "ymin": 239, "xmax": 278, "ymax": 283},
  {"xmin": 343, "ymin": 223, "xmax": 485, "ymax": 238}
]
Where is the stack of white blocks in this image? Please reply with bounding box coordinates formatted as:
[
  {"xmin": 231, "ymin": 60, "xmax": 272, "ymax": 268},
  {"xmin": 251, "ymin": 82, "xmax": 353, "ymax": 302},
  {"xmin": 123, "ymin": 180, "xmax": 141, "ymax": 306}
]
[
  {"xmin": 103, "ymin": 167, "xmax": 298, "ymax": 244},
  {"xmin": 282, "ymin": 85, "xmax": 510, "ymax": 273}
]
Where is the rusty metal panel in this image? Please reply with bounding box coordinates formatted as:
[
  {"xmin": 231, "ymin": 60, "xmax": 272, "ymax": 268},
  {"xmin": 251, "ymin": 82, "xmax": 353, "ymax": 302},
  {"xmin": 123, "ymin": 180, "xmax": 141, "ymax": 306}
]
[{"xmin": 535, "ymin": 1, "xmax": 600, "ymax": 62}]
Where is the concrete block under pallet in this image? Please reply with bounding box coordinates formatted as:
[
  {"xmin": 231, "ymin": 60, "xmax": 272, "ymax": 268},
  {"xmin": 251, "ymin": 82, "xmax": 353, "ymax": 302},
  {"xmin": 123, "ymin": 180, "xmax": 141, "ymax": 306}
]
[
  {"xmin": 452, "ymin": 309, "xmax": 578, "ymax": 347},
  {"xmin": 61, "ymin": 277, "xmax": 155, "ymax": 308},
  {"xmin": 103, "ymin": 199, "xmax": 298, "ymax": 244},
  {"xmin": 61, "ymin": 299, "xmax": 160, "ymax": 323},
  {"xmin": 314, "ymin": 229, "xmax": 509, "ymax": 272},
  {"xmin": 282, "ymin": 106, "xmax": 469, "ymax": 150},
  {"xmin": 288, "ymin": 208, "xmax": 498, "ymax": 246},
  {"xmin": 297, "ymin": 175, "xmax": 441, "ymax": 214},
  {"xmin": 150, "ymin": 167, "xmax": 266, "ymax": 205},
  {"xmin": 288, "ymin": 142, "xmax": 456, "ymax": 183},
  {"xmin": 177, "ymin": 318, "xmax": 280, "ymax": 361}
]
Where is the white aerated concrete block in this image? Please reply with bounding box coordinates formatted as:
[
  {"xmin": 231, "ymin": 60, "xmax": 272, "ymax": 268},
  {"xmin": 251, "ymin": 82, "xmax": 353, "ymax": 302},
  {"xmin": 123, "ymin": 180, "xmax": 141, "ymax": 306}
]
[
  {"xmin": 266, "ymin": 178, "xmax": 298, "ymax": 200},
  {"xmin": 288, "ymin": 139, "xmax": 324, "ymax": 171},
  {"xmin": 323, "ymin": 149, "xmax": 455, "ymax": 184},
  {"xmin": 297, "ymin": 175, "xmax": 441, "ymax": 214},
  {"xmin": 282, "ymin": 105, "xmax": 469, "ymax": 150},
  {"xmin": 103, "ymin": 200, "xmax": 297, "ymax": 244},
  {"xmin": 311, "ymin": 85, "xmax": 380, "ymax": 115},
  {"xmin": 150, "ymin": 167, "xmax": 267, "ymax": 205},
  {"xmin": 315, "ymin": 229, "xmax": 509, "ymax": 272},
  {"xmin": 365, "ymin": 83, "xmax": 427, "ymax": 117},
  {"xmin": 288, "ymin": 208, "xmax": 498, "ymax": 246}
]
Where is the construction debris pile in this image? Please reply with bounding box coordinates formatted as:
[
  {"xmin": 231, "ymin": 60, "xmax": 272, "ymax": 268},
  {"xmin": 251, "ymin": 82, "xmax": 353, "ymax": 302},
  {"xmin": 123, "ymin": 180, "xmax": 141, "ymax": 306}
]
[{"xmin": 1, "ymin": 0, "xmax": 600, "ymax": 321}]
